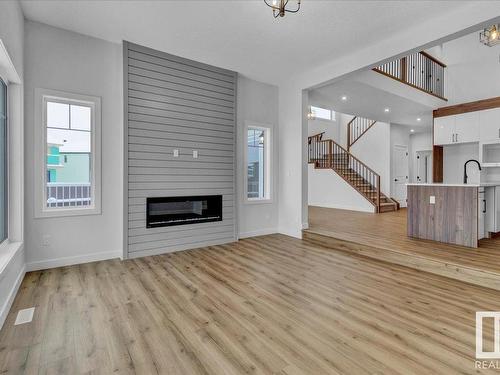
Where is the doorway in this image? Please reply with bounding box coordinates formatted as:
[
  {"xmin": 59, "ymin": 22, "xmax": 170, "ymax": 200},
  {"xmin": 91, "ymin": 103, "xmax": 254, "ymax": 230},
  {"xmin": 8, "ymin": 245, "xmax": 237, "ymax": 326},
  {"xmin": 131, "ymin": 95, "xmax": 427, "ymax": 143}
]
[{"xmin": 392, "ymin": 144, "xmax": 409, "ymax": 207}]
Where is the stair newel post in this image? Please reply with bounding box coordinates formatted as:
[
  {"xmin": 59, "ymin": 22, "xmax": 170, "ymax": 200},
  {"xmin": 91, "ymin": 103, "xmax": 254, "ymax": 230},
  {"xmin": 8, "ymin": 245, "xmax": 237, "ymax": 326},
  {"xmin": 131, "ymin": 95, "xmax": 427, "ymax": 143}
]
[{"xmin": 376, "ymin": 175, "xmax": 381, "ymax": 213}]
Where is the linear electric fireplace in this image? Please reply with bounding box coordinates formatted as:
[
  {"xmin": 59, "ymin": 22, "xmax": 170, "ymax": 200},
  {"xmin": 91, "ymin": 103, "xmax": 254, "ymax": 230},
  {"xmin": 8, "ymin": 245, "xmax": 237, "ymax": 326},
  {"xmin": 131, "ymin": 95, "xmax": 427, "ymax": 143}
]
[{"xmin": 146, "ymin": 195, "xmax": 223, "ymax": 228}]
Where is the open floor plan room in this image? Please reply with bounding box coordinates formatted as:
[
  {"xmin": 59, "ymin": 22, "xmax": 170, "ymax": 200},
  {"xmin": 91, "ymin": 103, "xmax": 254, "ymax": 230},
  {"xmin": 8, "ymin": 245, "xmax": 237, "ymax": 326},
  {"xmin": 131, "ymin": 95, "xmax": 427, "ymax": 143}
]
[{"xmin": 1, "ymin": 1, "xmax": 500, "ymax": 374}]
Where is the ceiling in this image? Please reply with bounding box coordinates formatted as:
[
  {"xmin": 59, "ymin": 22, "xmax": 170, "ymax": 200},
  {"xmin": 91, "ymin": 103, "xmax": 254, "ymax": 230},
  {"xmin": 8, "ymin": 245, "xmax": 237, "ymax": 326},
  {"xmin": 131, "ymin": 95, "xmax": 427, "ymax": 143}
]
[
  {"xmin": 309, "ymin": 78, "xmax": 435, "ymax": 132},
  {"xmin": 20, "ymin": 0, "xmax": 470, "ymax": 84}
]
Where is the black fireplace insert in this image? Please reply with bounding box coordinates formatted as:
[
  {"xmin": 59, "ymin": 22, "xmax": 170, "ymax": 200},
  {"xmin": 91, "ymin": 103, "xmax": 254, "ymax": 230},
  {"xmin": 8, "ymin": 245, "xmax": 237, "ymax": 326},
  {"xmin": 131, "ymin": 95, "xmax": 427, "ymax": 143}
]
[{"xmin": 146, "ymin": 195, "xmax": 223, "ymax": 228}]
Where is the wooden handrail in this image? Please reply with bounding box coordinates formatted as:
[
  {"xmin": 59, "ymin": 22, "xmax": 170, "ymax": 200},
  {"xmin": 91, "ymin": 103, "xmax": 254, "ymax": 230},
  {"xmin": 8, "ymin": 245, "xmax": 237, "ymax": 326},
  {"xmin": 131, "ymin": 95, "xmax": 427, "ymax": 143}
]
[
  {"xmin": 347, "ymin": 116, "xmax": 377, "ymax": 151},
  {"xmin": 373, "ymin": 51, "xmax": 446, "ymax": 100},
  {"xmin": 419, "ymin": 51, "xmax": 446, "ymax": 68}
]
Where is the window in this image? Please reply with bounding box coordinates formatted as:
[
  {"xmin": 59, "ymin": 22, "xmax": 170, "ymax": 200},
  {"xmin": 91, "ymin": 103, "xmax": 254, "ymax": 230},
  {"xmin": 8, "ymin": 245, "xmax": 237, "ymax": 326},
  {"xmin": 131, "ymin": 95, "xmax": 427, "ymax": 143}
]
[
  {"xmin": 0, "ymin": 79, "xmax": 7, "ymax": 243},
  {"xmin": 34, "ymin": 89, "xmax": 101, "ymax": 217},
  {"xmin": 246, "ymin": 124, "xmax": 271, "ymax": 201},
  {"xmin": 310, "ymin": 106, "xmax": 335, "ymax": 121}
]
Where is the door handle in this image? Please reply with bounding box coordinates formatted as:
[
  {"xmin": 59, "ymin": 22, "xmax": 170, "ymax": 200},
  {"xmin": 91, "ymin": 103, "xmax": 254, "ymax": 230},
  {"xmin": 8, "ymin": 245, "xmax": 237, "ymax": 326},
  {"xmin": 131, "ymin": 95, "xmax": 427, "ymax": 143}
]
[
  {"xmin": 483, "ymin": 199, "xmax": 487, "ymax": 214},
  {"xmin": 394, "ymin": 179, "xmax": 398, "ymax": 182}
]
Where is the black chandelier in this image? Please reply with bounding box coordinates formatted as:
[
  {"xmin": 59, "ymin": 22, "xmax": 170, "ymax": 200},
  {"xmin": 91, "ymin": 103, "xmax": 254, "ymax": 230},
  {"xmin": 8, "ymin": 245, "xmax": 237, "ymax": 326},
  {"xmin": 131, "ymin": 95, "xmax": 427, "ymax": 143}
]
[{"xmin": 264, "ymin": 0, "xmax": 301, "ymax": 18}]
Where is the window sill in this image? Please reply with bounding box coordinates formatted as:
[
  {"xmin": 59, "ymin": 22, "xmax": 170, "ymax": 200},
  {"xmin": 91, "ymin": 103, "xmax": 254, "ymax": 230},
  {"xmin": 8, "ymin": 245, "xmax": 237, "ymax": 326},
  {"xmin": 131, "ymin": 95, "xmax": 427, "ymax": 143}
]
[
  {"xmin": 34, "ymin": 206, "xmax": 101, "ymax": 219},
  {"xmin": 0, "ymin": 241, "xmax": 23, "ymax": 282},
  {"xmin": 244, "ymin": 198, "xmax": 273, "ymax": 205}
]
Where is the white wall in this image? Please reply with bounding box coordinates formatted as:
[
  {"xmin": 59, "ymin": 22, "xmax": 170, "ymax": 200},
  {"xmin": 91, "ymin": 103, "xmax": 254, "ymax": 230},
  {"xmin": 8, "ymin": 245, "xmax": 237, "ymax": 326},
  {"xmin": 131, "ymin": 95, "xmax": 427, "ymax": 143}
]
[
  {"xmin": 24, "ymin": 21, "xmax": 123, "ymax": 270},
  {"xmin": 409, "ymin": 131, "xmax": 433, "ymax": 182},
  {"xmin": 278, "ymin": 4, "xmax": 499, "ymax": 238},
  {"xmin": 236, "ymin": 75, "xmax": 279, "ymax": 238},
  {"xmin": 307, "ymin": 118, "xmax": 339, "ymax": 143},
  {"xmin": 0, "ymin": 0, "xmax": 25, "ymax": 329},
  {"xmin": 350, "ymin": 122, "xmax": 391, "ymax": 195},
  {"xmin": 443, "ymin": 143, "xmax": 482, "ymax": 184},
  {"xmin": 430, "ymin": 32, "xmax": 500, "ymax": 105},
  {"xmin": 308, "ymin": 165, "xmax": 374, "ymax": 213}
]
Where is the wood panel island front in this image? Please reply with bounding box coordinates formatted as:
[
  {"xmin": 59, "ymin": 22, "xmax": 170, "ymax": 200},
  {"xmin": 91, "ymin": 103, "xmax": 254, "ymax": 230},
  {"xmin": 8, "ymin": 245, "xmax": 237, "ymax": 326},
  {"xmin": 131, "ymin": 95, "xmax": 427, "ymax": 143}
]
[{"xmin": 407, "ymin": 183, "xmax": 479, "ymax": 248}]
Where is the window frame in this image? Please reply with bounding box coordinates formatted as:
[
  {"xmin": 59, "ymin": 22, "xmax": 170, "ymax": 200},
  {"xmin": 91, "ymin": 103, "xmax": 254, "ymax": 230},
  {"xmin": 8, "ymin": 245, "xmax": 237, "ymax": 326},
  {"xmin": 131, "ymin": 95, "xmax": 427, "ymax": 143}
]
[
  {"xmin": 310, "ymin": 105, "xmax": 335, "ymax": 121},
  {"xmin": 34, "ymin": 88, "xmax": 101, "ymax": 218},
  {"xmin": 244, "ymin": 122, "xmax": 272, "ymax": 204},
  {"xmin": 0, "ymin": 76, "xmax": 8, "ymax": 245}
]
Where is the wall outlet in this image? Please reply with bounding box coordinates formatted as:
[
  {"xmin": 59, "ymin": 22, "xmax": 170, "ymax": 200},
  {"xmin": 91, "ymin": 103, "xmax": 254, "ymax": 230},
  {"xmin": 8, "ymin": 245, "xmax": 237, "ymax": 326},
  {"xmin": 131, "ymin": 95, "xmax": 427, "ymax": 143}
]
[
  {"xmin": 193, "ymin": 150, "xmax": 198, "ymax": 159},
  {"xmin": 173, "ymin": 149, "xmax": 179, "ymax": 157},
  {"xmin": 42, "ymin": 234, "xmax": 51, "ymax": 247},
  {"xmin": 429, "ymin": 195, "xmax": 436, "ymax": 204}
]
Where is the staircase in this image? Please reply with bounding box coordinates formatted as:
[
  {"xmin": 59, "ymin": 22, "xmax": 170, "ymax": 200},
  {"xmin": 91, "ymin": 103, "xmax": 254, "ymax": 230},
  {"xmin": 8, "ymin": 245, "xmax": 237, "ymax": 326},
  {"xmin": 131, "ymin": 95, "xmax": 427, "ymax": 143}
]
[{"xmin": 308, "ymin": 135, "xmax": 398, "ymax": 213}]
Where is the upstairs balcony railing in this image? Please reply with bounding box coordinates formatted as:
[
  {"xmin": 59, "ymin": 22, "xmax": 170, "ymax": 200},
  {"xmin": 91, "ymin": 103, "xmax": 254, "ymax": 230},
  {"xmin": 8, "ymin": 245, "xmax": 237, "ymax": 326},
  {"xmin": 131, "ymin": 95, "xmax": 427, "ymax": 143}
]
[
  {"xmin": 373, "ymin": 51, "xmax": 446, "ymax": 100},
  {"xmin": 46, "ymin": 182, "xmax": 91, "ymax": 208}
]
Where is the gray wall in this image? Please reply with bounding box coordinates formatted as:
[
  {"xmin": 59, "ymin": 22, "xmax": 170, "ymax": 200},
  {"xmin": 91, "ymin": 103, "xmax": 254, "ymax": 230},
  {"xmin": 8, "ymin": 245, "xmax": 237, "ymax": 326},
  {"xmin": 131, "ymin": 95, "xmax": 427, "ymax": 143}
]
[
  {"xmin": 125, "ymin": 42, "xmax": 236, "ymax": 258},
  {"xmin": 236, "ymin": 76, "xmax": 279, "ymax": 237},
  {"xmin": 24, "ymin": 21, "xmax": 123, "ymax": 269}
]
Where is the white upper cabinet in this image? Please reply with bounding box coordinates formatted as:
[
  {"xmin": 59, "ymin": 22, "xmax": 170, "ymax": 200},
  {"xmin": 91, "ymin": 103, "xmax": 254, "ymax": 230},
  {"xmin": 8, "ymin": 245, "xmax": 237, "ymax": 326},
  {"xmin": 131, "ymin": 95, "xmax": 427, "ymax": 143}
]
[
  {"xmin": 455, "ymin": 111, "xmax": 479, "ymax": 143},
  {"xmin": 434, "ymin": 112, "xmax": 480, "ymax": 146},
  {"xmin": 479, "ymin": 108, "xmax": 500, "ymax": 142},
  {"xmin": 434, "ymin": 116, "xmax": 455, "ymax": 145}
]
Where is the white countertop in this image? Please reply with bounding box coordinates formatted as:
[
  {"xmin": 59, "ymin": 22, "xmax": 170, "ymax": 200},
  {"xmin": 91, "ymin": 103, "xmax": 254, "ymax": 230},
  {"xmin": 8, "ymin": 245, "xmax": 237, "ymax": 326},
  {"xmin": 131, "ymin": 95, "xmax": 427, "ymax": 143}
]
[{"xmin": 407, "ymin": 182, "xmax": 500, "ymax": 187}]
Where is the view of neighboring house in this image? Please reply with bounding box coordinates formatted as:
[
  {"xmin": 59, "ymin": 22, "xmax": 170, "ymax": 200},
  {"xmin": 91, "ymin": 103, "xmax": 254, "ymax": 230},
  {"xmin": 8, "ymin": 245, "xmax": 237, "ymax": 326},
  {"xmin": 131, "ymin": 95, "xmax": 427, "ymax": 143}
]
[
  {"xmin": 45, "ymin": 101, "xmax": 92, "ymax": 207},
  {"xmin": 2, "ymin": 1, "xmax": 500, "ymax": 374}
]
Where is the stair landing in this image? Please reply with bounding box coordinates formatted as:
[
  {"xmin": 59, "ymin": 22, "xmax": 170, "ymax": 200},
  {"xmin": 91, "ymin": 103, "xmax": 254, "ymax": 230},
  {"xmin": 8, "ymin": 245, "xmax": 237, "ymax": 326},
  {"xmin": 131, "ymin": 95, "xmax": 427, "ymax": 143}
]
[{"xmin": 304, "ymin": 206, "xmax": 500, "ymax": 291}]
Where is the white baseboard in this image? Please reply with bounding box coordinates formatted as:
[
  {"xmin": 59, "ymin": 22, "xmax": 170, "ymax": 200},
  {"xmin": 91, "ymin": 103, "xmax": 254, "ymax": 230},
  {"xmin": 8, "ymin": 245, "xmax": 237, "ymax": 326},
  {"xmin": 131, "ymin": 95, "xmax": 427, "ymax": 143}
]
[
  {"xmin": 277, "ymin": 226, "xmax": 302, "ymax": 239},
  {"xmin": 26, "ymin": 250, "xmax": 122, "ymax": 272},
  {"xmin": 0, "ymin": 263, "xmax": 25, "ymax": 330},
  {"xmin": 238, "ymin": 228, "xmax": 278, "ymax": 239}
]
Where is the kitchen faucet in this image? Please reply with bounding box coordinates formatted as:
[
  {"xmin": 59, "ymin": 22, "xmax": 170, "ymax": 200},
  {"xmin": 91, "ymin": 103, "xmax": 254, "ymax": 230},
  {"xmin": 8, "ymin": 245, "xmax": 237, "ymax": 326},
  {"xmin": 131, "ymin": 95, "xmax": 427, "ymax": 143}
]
[{"xmin": 463, "ymin": 159, "xmax": 481, "ymax": 184}]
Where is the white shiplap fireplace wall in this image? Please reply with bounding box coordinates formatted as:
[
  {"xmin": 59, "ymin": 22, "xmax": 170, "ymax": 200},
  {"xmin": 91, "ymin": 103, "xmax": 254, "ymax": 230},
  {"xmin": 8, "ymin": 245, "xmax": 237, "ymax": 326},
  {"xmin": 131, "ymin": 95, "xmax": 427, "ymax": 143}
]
[{"xmin": 124, "ymin": 42, "xmax": 237, "ymax": 258}]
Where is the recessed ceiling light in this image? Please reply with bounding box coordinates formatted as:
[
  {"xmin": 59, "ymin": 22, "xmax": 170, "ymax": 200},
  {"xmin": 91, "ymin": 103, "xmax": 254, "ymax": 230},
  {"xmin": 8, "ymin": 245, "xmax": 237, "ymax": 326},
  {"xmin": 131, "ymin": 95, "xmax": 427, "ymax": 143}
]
[
  {"xmin": 410, "ymin": 129, "xmax": 415, "ymax": 133},
  {"xmin": 384, "ymin": 108, "xmax": 390, "ymax": 113},
  {"xmin": 341, "ymin": 96, "xmax": 347, "ymax": 101},
  {"xmin": 417, "ymin": 118, "xmax": 421, "ymax": 122}
]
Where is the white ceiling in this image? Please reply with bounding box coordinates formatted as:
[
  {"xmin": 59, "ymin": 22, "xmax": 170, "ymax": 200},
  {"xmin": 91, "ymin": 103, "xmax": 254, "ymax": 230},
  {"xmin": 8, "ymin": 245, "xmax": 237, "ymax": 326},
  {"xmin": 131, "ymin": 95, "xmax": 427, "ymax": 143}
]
[
  {"xmin": 309, "ymin": 77, "xmax": 435, "ymax": 131},
  {"xmin": 20, "ymin": 0, "xmax": 471, "ymax": 84}
]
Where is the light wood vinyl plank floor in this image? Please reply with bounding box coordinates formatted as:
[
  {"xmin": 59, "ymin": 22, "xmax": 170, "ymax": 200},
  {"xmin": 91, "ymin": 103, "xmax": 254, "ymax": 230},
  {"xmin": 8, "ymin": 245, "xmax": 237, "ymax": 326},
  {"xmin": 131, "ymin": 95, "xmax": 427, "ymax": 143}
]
[
  {"xmin": 1, "ymin": 234, "xmax": 499, "ymax": 374},
  {"xmin": 307, "ymin": 206, "xmax": 500, "ymax": 274}
]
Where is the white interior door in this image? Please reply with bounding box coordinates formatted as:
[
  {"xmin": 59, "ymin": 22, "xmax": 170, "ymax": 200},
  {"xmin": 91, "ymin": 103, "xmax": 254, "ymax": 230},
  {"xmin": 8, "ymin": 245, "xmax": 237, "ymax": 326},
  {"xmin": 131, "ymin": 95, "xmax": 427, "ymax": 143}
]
[
  {"xmin": 393, "ymin": 145, "xmax": 409, "ymax": 207},
  {"xmin": 416, "ymin": 150, "xmax": 432, "ymax": 183}
]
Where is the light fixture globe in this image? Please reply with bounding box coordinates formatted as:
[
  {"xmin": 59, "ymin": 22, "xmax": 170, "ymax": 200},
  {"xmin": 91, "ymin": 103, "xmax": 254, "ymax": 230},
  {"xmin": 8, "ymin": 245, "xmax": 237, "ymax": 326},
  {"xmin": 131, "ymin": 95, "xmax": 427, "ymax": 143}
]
[
  {"xmin": 480, "ymin": 24, "xmax": 500, "ymax": 47},
  {"xmin": 264, "ymin": 0, "xmax": 301, "ymax": 18}
]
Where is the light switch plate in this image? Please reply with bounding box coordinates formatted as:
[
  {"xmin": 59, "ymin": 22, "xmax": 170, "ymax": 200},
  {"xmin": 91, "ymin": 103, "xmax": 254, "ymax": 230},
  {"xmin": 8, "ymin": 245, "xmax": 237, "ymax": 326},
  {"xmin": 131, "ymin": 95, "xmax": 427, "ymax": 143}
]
[
  {"xmin": 429, "ymin": 195, "xmax": 436, "ymax": 204},
  {"xmin": 14, "ymin": 307, "xmax": 35, "ymax": 325},
  {"xmin": 173, "ymin": 149, "xmax": 179, "ymax": 157},
  {"xmin": 193, "ymin": 150, "xmax": 198, "ymax": 159}
]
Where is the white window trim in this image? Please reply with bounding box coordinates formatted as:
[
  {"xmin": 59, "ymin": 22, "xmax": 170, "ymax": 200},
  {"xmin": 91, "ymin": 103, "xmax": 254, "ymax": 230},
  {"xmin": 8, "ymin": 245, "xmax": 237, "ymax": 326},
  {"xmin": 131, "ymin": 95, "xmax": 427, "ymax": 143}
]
[
  {"xmin": 34, "ymin": 88, "xmax": 101, "ymax": 218},
  {"xmin": 244, "ymin": 121, "xmax": 272, "ymax": 204},
  {"xmin": 310, "ymin": 106, "xmax": 335, "ymax": 122}
]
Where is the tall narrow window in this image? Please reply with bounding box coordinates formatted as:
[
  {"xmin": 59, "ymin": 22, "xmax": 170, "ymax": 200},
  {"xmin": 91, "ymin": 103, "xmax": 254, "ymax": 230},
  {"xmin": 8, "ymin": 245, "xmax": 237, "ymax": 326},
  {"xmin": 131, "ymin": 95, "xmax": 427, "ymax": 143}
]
[
  {"xmin": 0, "ymin": 79, "xmax": 7, "ymax": 243},
  {"xmin": 246, "ymin": 125, "xmax": 271, "ymax": 201},
  {"xmin": 35, "ymin": 89, "xmax": 101, "ymax": 217}
]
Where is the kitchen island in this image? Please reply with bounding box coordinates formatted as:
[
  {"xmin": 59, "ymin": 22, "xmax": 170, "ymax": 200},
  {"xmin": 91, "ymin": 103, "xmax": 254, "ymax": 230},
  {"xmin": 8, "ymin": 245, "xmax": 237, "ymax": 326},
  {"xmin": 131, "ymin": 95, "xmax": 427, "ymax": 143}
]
[{"xmin": 407, "ymin": 183, "xmax": 481, "ymax": 248}]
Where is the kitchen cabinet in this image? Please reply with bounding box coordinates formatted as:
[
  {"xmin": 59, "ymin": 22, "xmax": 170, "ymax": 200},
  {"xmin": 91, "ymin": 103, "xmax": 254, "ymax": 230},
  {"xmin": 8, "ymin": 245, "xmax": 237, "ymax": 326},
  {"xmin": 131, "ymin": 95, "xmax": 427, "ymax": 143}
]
[
  {"xmin": 434, "ymin": 116, "xmax": 455, "ymax": 145},
  {"xmin": 484, "ymin": 186, "xmax": 500, "ymax": 235},
  {"xmin": 479, "ymin": 108, "xmax": 500, "ymax": 142},
  {"xmin": 455, "ymin": 111, "xmax": 479, "ymax": 143},
  {"xmin": 479, "ymin": 187, "xmax": 486, "ymax": 240},
  {"xmin": 434, "ymin": 112, "xmax": 479, "ymax": 146},
  {"xmin": 480, "ymin": 140, "xmax": 500, "ymax": 167}
]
